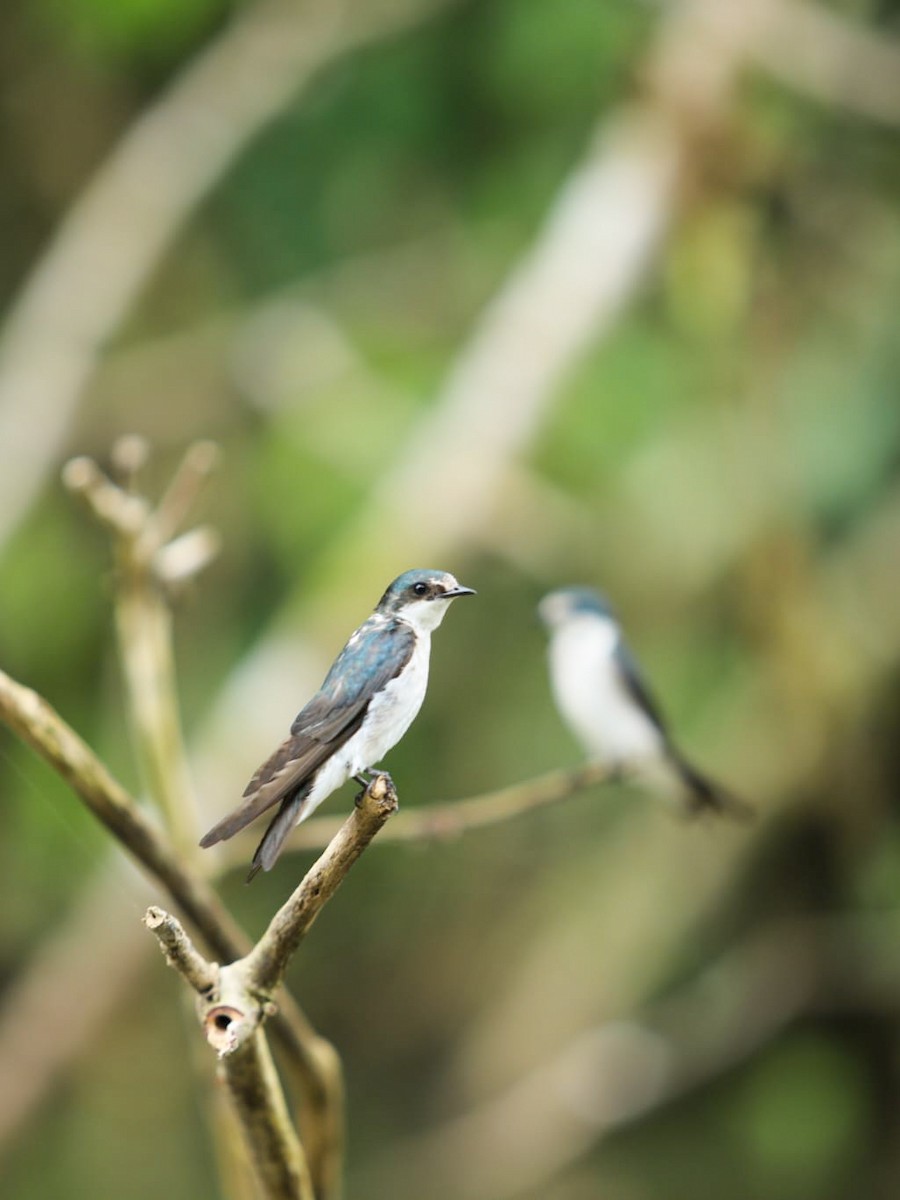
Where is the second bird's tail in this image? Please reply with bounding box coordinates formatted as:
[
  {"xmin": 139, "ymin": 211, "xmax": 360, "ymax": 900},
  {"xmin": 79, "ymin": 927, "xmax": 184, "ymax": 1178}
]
[{"xmin": 672, "ymin": 753, "xmax": 754, "ymax": 822}]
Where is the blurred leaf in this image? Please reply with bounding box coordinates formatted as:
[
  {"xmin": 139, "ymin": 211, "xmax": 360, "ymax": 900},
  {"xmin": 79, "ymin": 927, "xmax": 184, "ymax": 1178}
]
[
  {"xmin": 734, "ymin": 1034, "xmax": 870, "ymax": 1193},
  {"xmin": 37, "ymin": 0, "xmax": 227, "ymax": 64}
]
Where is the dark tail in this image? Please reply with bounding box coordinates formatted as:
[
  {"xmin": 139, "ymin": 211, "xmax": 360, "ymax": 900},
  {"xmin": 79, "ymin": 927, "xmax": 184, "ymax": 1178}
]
[
  {"xmin": 200, "ymin": 789, "xmax": 285, "ymax": 849},
  {"xmin": 672, "ymin": 753, "xmax": 754, "ymax": 822},
  {"xmin": 245, "ymin": 788, "xmax": 310, "ymax": 883}
]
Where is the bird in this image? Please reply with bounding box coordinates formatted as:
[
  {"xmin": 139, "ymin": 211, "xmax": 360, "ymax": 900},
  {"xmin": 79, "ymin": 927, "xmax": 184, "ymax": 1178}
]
[
  {"xmin": 538, "ymin": 587, "xmax": 751, "ymax": 819},
  {"xmin": 201, "ymin": 569, "xmax": 476, "ymax": 879}
]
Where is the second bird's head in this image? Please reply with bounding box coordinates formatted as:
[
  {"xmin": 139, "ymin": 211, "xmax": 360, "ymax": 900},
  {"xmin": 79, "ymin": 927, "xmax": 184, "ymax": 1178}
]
[
  {"xmin": 378, "ymin": 569, "xmax": 476, "ymax": 631},
  {"xmin": 538, "ymin": 586, "xmax": 616, "ymax": 632}
]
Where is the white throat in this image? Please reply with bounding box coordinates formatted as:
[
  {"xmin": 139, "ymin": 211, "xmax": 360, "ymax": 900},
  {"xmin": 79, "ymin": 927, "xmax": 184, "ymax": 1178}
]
[{"xmin": 398, "ymin": 597, "xmax": 454, "ymax": 635}]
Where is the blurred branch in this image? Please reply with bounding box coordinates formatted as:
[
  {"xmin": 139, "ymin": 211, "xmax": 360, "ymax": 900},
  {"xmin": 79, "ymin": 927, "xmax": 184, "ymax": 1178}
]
[
  {"xmin": 752, "ymin": 0, "xmax": 900, "ymax": 128},
  {"xmin": 215, "ymin": 762, "xmax": 618, "ymax": 868},
  {"xmin": 0, "ymin": 665, "xmax": 245, "ymax": 963},
  {"xmin": 0, "ymin": 0, "xmax": 458, "ymax": 554},
  {"xmin": 360, "ymin": 910, "xmax": 900, "ymax": 1200},
  {"xmin": 64, "ymin": 439, "xmax": 219, "ymax": 855}
]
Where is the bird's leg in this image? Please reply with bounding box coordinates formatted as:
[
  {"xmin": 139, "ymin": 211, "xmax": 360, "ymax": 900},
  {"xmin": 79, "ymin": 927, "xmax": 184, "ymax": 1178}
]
[
  {"xmin": 353, "ymin": 768, "xmax": 394, "ymax": 806},
  {"xmin": 353, "ymin": 769, "xmax": 376, "ymax": 804}
]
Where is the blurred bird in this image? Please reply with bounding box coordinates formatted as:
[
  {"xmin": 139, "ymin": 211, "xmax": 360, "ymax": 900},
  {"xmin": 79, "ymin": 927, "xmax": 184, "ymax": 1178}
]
[
  {"xmin": 201, "ymin": 569, "xmax": 476, "ymax": 879},
  {"xmin": 538, "ymin": 587, "xmax": 751, "ymax": 819}
]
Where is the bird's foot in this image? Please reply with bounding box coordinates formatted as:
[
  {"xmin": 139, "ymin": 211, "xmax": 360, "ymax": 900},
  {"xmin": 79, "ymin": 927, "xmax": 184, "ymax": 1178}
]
[{"xmin": 354, "ymin": 769, "xmax": 395, "ymax": 807}]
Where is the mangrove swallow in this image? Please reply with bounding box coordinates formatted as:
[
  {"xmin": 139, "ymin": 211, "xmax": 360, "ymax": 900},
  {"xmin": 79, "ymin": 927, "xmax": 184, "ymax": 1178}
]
[
  {"xmin": 538, "ymin": 587, "xmax": 750, "ymax": 819},
  {"xmin": 202, "ymin": 568, "xmax": 475, "ymax": 878}
]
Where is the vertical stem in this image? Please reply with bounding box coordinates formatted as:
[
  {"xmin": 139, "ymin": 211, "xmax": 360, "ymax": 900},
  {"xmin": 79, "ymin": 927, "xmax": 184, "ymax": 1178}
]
[
  {"xmin": 290, "ymin": 1041, "xmax": 345, "ymax": 1200},
  {"xmin": 223, "ymin": 1033, "xmax": 315, "ymax": 1200},
  {"xmin": 115, "ymin": 571, "xmax": 198, "ymax": 858}
]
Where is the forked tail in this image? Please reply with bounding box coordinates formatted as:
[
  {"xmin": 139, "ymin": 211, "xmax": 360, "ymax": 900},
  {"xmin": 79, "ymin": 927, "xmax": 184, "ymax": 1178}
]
[{"xmin": 245, "ymin": 786, "xmax": 311, "ymax": 883}]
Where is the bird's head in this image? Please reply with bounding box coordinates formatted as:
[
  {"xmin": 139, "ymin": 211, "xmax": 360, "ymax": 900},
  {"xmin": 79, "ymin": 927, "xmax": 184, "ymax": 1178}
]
[
  {"xmin": 378, "ymin": 569, "xmax": 476, "ymax": 631},
  {"xmin": 538, "ymin": 586, "xmax": 616, "ymax": 630}
]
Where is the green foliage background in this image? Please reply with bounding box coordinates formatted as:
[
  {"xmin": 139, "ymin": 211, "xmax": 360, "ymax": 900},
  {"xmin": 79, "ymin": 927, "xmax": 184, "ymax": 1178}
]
[{"xmin": 1, "ymin": 1, "xmax": 900, "ymax": 1197}]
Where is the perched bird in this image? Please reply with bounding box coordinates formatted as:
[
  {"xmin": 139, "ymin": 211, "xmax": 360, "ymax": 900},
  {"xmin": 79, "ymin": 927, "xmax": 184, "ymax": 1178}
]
[
  {"xmin": 538, "ymin": 587, "xmax": 750, "ymax": 819},
  {"xmin": 202, "ymin": 569, "xmax": 475, "ymax": 879}
]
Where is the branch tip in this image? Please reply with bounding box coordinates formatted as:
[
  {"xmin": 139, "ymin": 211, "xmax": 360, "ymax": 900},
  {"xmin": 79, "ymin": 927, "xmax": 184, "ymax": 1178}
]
[
  {"xmin": 61, "ymin": 455, "xmax": 103, "ymax": 493},
  {"xmin": 363, "ymin": 771, "xmax": 399, "ymax": 816},
  {"xmin": 111, "ymin": 434, "xmax": 151, "ymax": 481}
]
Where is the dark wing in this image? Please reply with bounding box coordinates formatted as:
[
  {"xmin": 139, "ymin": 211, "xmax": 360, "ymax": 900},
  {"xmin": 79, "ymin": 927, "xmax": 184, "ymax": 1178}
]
[
  {"xmin": 614, "ymin": 637, "xmax": 754, "ymax": 821},
  {"xmin": 199, "ymin": 617, "xmax": 415, "ymax": 847},
  {"xmin": 611, "ymin": 636, "xmax": 669, "ymax": 736}
]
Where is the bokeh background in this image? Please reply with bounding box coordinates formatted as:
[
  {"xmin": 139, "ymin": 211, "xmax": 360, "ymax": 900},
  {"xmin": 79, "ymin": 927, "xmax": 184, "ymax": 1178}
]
[{"xmin": 2, "ymin": 0, "xmax": 900, "ymax": 1197}]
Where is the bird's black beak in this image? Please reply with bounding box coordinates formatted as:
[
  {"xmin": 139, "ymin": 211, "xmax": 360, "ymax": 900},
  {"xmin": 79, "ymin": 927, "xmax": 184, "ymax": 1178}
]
[{"xmin": 441, "ymin": 585, "xmax": 476, "ymax": 598}]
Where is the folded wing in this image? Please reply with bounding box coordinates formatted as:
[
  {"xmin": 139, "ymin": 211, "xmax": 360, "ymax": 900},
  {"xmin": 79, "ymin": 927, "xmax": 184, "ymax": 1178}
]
[{"xmin": 199, "ymin": 616, "xmax": 414, "ymax": 847}]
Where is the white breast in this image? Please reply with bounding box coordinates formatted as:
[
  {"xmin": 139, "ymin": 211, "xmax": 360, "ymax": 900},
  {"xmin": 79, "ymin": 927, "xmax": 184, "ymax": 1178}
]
[
  {"xmin": 298, "ymin": 630, "xmax": 431, "ymax": 822},
  {"xmin": 351, "ymin": 631, "xmax": 431, "ymax": 768},
  {"xmin": 548, "ymin": 616, "xmax": 664, "ymax": 766}
]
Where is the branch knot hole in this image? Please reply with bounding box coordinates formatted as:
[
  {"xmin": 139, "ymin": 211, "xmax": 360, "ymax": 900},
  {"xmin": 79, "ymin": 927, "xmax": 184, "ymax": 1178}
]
[{"xmin": 204, "ymin": 1005, "xmax": 246, "ymax": 1056}]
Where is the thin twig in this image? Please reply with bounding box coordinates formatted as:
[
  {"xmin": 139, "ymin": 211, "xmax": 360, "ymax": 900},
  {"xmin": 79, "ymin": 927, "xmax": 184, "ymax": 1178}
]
[
  {"xmin": 65, "ymin": 443, "xmax": 211, "ymax": 855},
  {"xmin": 145, "ymin": 905, "xmax": 218, "ymax": 993},
  {"xmin": 246, "ymin": 762, "xmax": 616, "ymax": 862},
  {"xmin": 245, "ymin": 775, "xmax": 400, "ymax": 994}
]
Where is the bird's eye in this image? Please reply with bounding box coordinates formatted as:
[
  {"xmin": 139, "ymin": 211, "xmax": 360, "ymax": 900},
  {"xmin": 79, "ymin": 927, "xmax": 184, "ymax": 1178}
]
[{"xmin": 412, "ymin": 582, "xmax": 428, "ymax": 596}]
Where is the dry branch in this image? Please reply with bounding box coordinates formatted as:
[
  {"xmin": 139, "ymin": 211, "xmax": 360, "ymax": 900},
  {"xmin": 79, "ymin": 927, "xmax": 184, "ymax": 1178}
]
[
  {"xmin": 0, "ymin": 665, "xmax": 244, "ymax": 964},
  {"xmin": 64, "ymin": 441, "xmax": 216, "ymax": 855},
  {"xmin": 213, "ymin": 762, "xmax": 619, "ymax": 866},
  {"xmin": 245, "ymin": 774, "xmax": 399, "ymax": 995},
  {"xmin": 146, "ymin": 777, "xmax": 398, "ymax": 1054},
  {"xmin": 0, "ymin": 661, "xmax": 342, "ymax": 1193},
  {"xmin": 144, "ymin": 781, "xmax": 397, "ymax": 1197}
]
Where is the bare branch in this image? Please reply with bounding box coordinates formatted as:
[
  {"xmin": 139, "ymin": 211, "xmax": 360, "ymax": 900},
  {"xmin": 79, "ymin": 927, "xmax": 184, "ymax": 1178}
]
[
  {"xmin": 0, "ymin": 660, "xmax": 343, "ymax": 1191},
  {"xmin": 0, "ymin": 666, "xmax": 247, "ymax": 964},
  {"xmin": 143, "ymin": 783, "xmax": 396, "ymax": 1197},
  {"xmin": 152, "ymin": 439, "xmax": 220, "ymax": 547},
  {"xmin": 144, "ymin": 905, "xmax": 218, "ymax": 994},
  {"xmin": 144, "ymin": 907, "xmax": 313, "ymax": 1199},
  {"xmin": 244, "ymin": 774, "xmax": 399, "ymax": 995},
  {"xmin": 64, "ymin": 443, "xmax": 216, "ymax": 854},
  {"xmin": 144, "ymin": 778, "xmax": 396, "ymax": 1051},
  {"xmin": 250, "ymin": 763, "xmax": 617, "ymax": 861},
  {"xmin": 224, "ymin": 1033, "xmax": 315, "ymax": 1200},
  {"xmin": 752, "ymin": 0, "xmax": 900, "ymax": 128},
  {"xmin": 63, "ymin": 443, "xmax": 347, "ymax": 1198}
]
